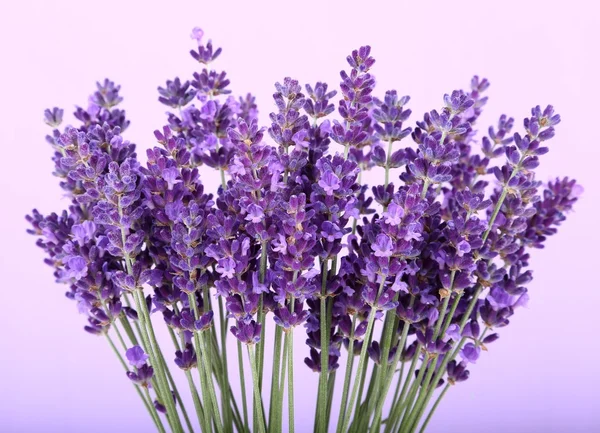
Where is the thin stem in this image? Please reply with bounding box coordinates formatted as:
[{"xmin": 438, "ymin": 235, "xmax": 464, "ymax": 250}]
[
  {"xmin": 106, "ymin": 333, "xmax": 165, "ymax": 433},
  {"xmin": 277, "ymin": 327, "xmax": 289, "ymax": 432},
  {"xmin": 350, "ymin": 326, "xmax": 373, "ymax": 433},
  {"xmin": 133, "ymin": 289, "xmax": 183, "ymax": 433},
  {"xmin": 257, "ymin": 240, "xmax": 268, "ymax": 389},
  {"xmin": 397, "ymin": 354, "xmax": 429, "ymax": 431},
  {"xmin": 158, "ymin": 345, "xmax": 195, "ymax": 433},
  {"xmin": 335, "ymin": 315, "xmax": 357, "ymax": 433},
  {"xmin": 420, "ymin": 179, "xmax": 430, "ymax": 199},
  {"xmin": 371, "ymin": 320, "xmax": 411, "ymax": 430},
  {"xmin": 384, "ymin": 345, "xmax": 421, "ymax": 433},
  {"xmin": 187, "ymin": 295, "xmax": 215, "ymax": 432},
  {"xmin": 340, "ymin": 307, "xmax": 377, "ymax": 433},
  {"xmin": 403, "ymin": 354, "xmax": 438, "ymax": 433},
  {"xmin": 287, "ymin": 297, "xmax": 296, "ymax": 433},
  {"xmin": 482, "ymin": 158, "xmax": 524, "ymax": 242},
  {"xmin": 248, "ymin": 346, "xmax": 267, "ymax": 433},
  {"xmin": 317, "ymin": 259, "xmax": 330, "ymax": 433},
  {"xmin": 390, "ymin": 359, "xmax": 405, "ymax": 414},
  {"xmin": 404, "ymin": 274, "xmax": 455, "ymax": 432},
  {"xmin": 418, "ymin": 384, "xmax": 450, "ymax": 433},
  {"xmin": 185, "ymin": 370, "xmax": 207, "ymax": 432},
  {"xmin": 440, "ymin": 292, "xmax": 463, "ymax": 339},
  {"xmin": 403, "ymin": 286, "xmax": 483, "ymax": 433},
  {"xmin": 218, "ymin": 297, "xmax": 232, "ymax": 433},
  {"xmin": 117, "ymin": 191, "xmax": 182, "ymax": 433},
  {"xmin": 113, "ymin": 322, "xmax": 129, "ymax": 351},
  {"xmin": 268, "ymin": 326, "xmax": 283, "ymax": 432},
  {"xmin": 326, "ymin": 370, "xmax": 337, "ymax": 433},
  {"xmin": 144, "ymin": 388, "xmax": 168, "ymax": 433},
  {"xmin": 215, "ymin": 140, "xmax": 227, "ymax": 191},
  {"xmin": 236, "ymin": 340, "xmax": 250, "ymax": 433},
  {"xmin": 199, "ymin": 332, "xmax": 224, "ymax": 433},
  {"xmin": 384, "ymin": 138, "xmax": 394, "ymax": 189},
  {"xmin": 118, "ymin": 313, "xmax": 139, "ymax": 346},
  {"xmin": 367, "ymin": 295, "xmax": 405, "ymax": 425}
]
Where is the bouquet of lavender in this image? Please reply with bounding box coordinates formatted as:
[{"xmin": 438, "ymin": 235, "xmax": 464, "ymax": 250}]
[{"xmin": 27, "ymin": 28, "xmax": 580, "ymax": 433}]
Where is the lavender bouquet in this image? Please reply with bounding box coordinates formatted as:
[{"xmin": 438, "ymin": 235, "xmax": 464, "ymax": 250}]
[{"xmin": 27, "ymin": 28, "xmax": 580, "ymax": 433}]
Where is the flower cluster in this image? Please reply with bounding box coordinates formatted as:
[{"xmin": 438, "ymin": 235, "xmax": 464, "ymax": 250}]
[{"xmin": 27, "ymin": 28, "xmax": 580, "ymax": 433}]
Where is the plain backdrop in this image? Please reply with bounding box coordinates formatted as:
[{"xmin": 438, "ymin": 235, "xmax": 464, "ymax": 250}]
[{"xmin": 0, "ymin": 0, "xmax": 598, "ymax": 432}]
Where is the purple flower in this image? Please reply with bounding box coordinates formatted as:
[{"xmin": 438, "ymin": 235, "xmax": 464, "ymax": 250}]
[
  {"xmin": 245, "ymin": 204, "xmax": 265, "ymax": 223},
  {"xmin": 161, "ymin": 167, "xmax": 181, "ymax": 190},
  {"xmin": 383, "ymin": 202, "xmax": 405, "ymax": 225},
  {"xmin": 231, "ymin": 319, "xmax": 262, "ymax": 345},
  {"xmin": 71, "ymin": 221, "xmax": 96, "ymax": 245},
  {"xmin": 126, "ymin": 346, "xmax": 149, "ymax": 368},
  {"xmin": 126, "ymin": 364, "xmax": 154, "ymax": 388},
  {"xmin": 174, "ymin": 344, "xmax": 197, "ymax": 370},
  {"xmin": 318, "ymin": 171, "xmax": 341, "ymax": 196},
  {"xmin": 190, "ymin": 27, "xmax": 204, "ymax": 42},
  {"xmin": 460, "ymin": 343, "xmax": 481, "ymax": 364},
  {"xmin": 65, "ymin": 256, "xmax": 88, "ymax": 281},
  {"xmin": 372, "ymin": 234, "xmax": 393, "ymax": 258}
]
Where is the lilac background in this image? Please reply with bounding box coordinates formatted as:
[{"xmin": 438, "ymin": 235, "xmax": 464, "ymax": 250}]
[{"xmin": 1, "ymin": 0, "xmax": 598, "ymax": 432}]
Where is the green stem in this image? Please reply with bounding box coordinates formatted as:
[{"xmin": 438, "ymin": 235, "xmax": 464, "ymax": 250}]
[
  {"xmin": 237, "ymin": 340, "xmax": 250, "ymax": 433},
  {"xmin": 482, "ymin": 188, "xmax": 507, "ymax": 243},
  {"xmin": 367, "ymin": 295, "xmax": 402, "ymax": 422},
  {"xmin": 113, "ymin": 321, "xmax": 128, "ymax": 350},
  {"xmin": 118, "ymin": 312, "xmax": 139, "ymax": 346},
  {"xmin": 335, "ymin": 315, "xmax": 357, "ymax": 433},
  {"xmin": 403, "ymin": 353, "xmax": 438, "ymax": 433},
  {"xmin": 403, "ymin": 286, "xmax": 484, "ymax": 433},
  {"xmin": 482, "ymin": 158, "xmax": 524, "ymax": 242},
  {"xmin": 384, "ymin": 344, "xmax": 421, "ymax": 433},
  {"xmin": 144, "ymin": 387, "xmax": 168, "ymax": 433},
  {"xmin": 278, "ymin": 327, "xmax": 289, "ymax": 432},
  {"xmin": 354, "ymin": 364, "xmax": 377, "ymax": 433},
  {"xmin": 248, "ymin": 346, "xmax": 267, "ymax": 433},
  {"xmin": 218, "ymin": 297, "xmax": 232, "ymax": 433},
  {"xmin": 440, "ymin": 292, "xmax": 463, "ymax": 339},
  {"xmin": 418, "ymin": 383, "xmax": 450, "ymax": 433},
  {"xmin": 384, "ymin": 138, "xmax": 393, "ymax": 189},
  {"xmin": 317, "ymin": 259, "xmax": 330, "ymax": 433},
  {"xmin": 257, "ymin": 241, "xmax": 268, "ymax": 389},
  {"xmin": 215, "ymin": 140, "xmax": 227, "ymax": 191},
  {"xmin": 371, "ymin": 320, "xmax": 411, "ymax": 431},
  {"xmin": 117, "ymin": 191, "xmax": 182, "ymax": 433},
  {"xmin": 349, "ymin": 326, "xmax": 372, "ymax": 433},
  {"xmin": 326, "ymin": 371, "xmax": 337, "ymax": 433},
  {"xmin": 199, "ymin": 332, "xmax": 224, "ymax": 433},
  {"xmin": 420, "ymin": 179, "xmax": 430, "ymax": 199},
  {"xmin": 187, "ymin": 295, "xmax": 215, "ymax": 432},
  {"xmin": 287, "ymin": 297, "xmax": 296, "ymax": 433},
  {"xmin": 158, "ymin": 345, "xmax": 194, "ymax": 433},
  {"xmin": 403, "ymin": 274, "xmax": 455, "ymax": 432},
  {"xmin": 133, "ymin": 289, "xmax": 183, "ymax": 433},
  {"xmin": 268, "ymin": 325, "xmax": 284, "ymax": 432},
  {"xmin": 340, "ymin": 307, "xmax": 378, "ymax": 433},
  {"xmin": 390, "ymin": 359, "xmax": 405, "ymax": 414},
  {"xmin": 397, "ymin": 354, "xmax": 429, "ymax": 431},
  {"xmin": 106, "ymin": 333, "xmax": 164, "ymax": 433},
  {"xmin": 185, "ymin": 370, "xmax": 207, "ymax": 432}
]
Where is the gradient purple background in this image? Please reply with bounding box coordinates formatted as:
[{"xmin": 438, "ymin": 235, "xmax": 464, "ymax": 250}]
[{"xmin": 1, "ymin": 1, "xmax": 598, "ymax": 432}]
